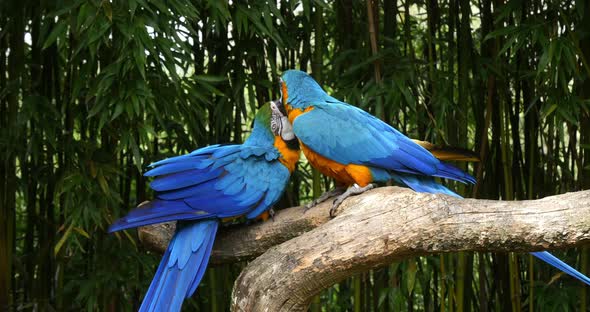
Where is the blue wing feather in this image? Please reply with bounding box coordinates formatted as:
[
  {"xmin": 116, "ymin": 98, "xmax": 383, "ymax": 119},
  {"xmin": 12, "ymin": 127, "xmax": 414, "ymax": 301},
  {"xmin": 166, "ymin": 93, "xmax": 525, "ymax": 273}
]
[
  {"xmin": 108, "ymin": 200, "xmax": 213, "ymax": 232},
  {"xmin": 149, "ymin": 168, "xmax": 224, "ymax": 192},
  {"xmin": 111, "ymin": 143, "xmax": 290, "ymax": 233}
]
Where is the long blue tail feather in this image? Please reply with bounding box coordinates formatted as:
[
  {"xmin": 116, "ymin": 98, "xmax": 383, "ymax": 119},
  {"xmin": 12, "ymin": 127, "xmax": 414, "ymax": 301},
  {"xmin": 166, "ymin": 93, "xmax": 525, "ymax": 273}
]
[
  {"xmin": 139, "ymin": 220, "xmax": 218, "ymax": 312},
  {"xmin": 531, "ymin": 251, "xmax": 590, "ymax": 286},
  {"xmin": 434, "ymin": 162, "xmax": 477, "ymax": 184},
  {"xmin": 393, "ymin": 173, "xmax": 462, "ymax": 198}
]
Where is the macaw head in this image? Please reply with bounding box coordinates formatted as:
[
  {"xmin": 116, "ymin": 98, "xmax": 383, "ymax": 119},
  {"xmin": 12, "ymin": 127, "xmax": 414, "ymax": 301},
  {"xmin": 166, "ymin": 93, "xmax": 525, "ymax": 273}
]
[
  {"xmin": 249, "ymin": 101, "xmax": 299, "ymax": 152},
  {"xmin": 247, "ymin": 101, "xmax": 299, "ymax": 171},
  {"xmin": 279, "ymin": 70, "xmax": 336, "ymax": 112}
]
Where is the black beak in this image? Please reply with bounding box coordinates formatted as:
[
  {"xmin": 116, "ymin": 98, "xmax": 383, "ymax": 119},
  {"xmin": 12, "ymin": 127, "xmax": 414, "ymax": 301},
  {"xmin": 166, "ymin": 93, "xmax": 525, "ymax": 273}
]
[{"xmin": 272, "ymin": 99, "xmax": 288, "ymax": 116}]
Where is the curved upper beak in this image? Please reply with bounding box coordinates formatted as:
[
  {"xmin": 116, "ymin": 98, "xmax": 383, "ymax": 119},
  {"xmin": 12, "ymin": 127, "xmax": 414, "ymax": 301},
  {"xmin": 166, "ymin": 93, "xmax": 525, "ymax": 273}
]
[{"xmin": 272, "ymin": 99, "xmax": 288, "ymax": 116}]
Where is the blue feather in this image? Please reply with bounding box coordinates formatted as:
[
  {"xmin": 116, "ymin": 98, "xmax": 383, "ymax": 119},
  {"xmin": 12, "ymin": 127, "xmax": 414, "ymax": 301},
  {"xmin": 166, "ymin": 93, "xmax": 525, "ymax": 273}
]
[
  {"xmin": 391, "ymin": 174, "xmax": 461, "ymax": 198},
  {"xmin": 139, "ymin": 220, "xmax": 218, "ymax": 312},
  {"xmin": 434, "ymin": 162, "xmax": 477, "ymax": 184},
  {"xmin": 156, "ymin": 179, "xmax": 219, "ymax": 201},
  {"xmin": 145, "ymin": 160, "xmax": 205, "ymax": 177},
  {"xmin": 184, "ymin": 194, "xmax": 242, "ymax": 214},
  {"xmin": 246, "ymin": 195, "xmax": 271, "ymax": 219},
  {"xmin": 531, "ymin": 251, "xmax": 590, "ymax": 286},
  {"xmin": 212, "ymin": 145, "xmax": 241, "ymax": 158},
  {"xmin": 108, "ymin": 200, "xmax": 213, "ymax": 232},
  {"xmin": 149, "ymin": 155, "xmax": 191, "ymax": 167},
  {"xmin": 150, "ymin": 168, "xmax": 224, "ymax": 192}
]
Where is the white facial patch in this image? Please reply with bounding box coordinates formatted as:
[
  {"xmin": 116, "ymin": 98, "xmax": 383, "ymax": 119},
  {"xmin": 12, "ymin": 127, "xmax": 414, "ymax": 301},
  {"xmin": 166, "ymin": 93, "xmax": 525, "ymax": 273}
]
[{"xmin": 269, "ymin": 100, "xmax": 295, "ymax": 141}]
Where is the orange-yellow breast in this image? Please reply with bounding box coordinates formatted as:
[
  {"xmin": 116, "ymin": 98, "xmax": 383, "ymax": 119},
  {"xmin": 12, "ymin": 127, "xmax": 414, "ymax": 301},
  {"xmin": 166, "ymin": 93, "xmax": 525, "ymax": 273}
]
[
  {"xmin": 301, "ymin": 143, "xmax": 373, "ymax": 187},
  {"xmin": 274, "ymin": 136, "xmax": 300, "ymax": 173}
]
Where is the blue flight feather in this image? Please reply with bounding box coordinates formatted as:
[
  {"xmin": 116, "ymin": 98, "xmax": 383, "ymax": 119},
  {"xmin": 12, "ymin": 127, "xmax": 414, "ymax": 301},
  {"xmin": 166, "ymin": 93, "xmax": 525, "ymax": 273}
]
[
  {"xmin": 139, "ymin": 220, "xmax": 218, "ymax": 312},
  {"xmin": 145, "ymin": 160, "xmax": 205, "ymax": 177},
  {"xmin": 150, "ymin": 168, "xmax": 224, "ymax": 192},
  {"xmin": 156, "ymin": 180, "xmax": 219, "ymax": 201},
  {"xmin": 108, "ymin": 200, "xmax": 213, "ymax": 232}
]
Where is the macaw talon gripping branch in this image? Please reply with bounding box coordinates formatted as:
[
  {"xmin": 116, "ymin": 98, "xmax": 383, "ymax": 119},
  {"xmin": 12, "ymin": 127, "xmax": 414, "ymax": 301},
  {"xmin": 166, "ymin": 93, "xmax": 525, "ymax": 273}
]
[
  {"xmin": 304, "ymin": 186, "xmax": 347, "ymax": 211},
  {"xmin": 330, "ymin": 183, "xmax": 376, "ymax": 217}
]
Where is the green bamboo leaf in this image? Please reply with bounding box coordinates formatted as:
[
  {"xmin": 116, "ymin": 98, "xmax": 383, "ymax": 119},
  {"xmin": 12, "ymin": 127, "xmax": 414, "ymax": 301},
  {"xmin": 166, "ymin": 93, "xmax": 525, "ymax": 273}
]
[
  {"xmin": 541, "ymin": 104, "xmax": 558, "ymax": 120},
  {"xmin": 406, "ymin": 259, "xmax": 417, "ymax": 294},
  {"xmin": 194, "ymin": 75, "xmax": 226, "ymax": 83},
  {"xmin": 134, "ymin": 42, "xmax": 146, "ymax": 79},
  {"xmin": 88, "ymin": 21, "xmax": 110, "ymax": 44},
  {"xmin": 102, "ymin": 0, "xmax": 113, "ymax": 22},
  {"xmin": 537, "ymin": 40, "xmax": 555, "ymax": 75},
  {"xmin": 77, "ymin": 2, "xmax": 96, "ymax": 32},
  {"xmin": 42, "ymin": 20, "xmax": 68, "ymax": 49},
  {"xmin": 97, "ymin": 172, "xmax": 110, "ymax": 195},
  {"xmin": 111, "ymin": 103, "xmax": 124, "ymax": 121},
  {"xmin": 73, "ymin": 227, "xmax": 91, "ymax": 239},
  {"xmin": 54, "ymin": 224, "xmax": 74, "ymax": 256},
  {"xmin": 483, "ymin": 26, "xmax": 519, "ymax": 41},
  {"xmin": 129, "ymin": 135, "xmax": 142, "ymax": 171},
  {"xmin": 123, "ymin": 230, "xmax": 138, "ymax": 247}
]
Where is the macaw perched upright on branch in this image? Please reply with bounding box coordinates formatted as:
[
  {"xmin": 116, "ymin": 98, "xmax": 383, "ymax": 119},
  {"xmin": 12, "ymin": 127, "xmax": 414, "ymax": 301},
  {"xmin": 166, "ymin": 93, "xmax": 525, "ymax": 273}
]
[
  {"xmin": 278, "ymin": 69, "xmax": 590, "ymax": 286},
  {"xmin": 109, "ymin": 101, "xmax": 299, "ymax": 311}
]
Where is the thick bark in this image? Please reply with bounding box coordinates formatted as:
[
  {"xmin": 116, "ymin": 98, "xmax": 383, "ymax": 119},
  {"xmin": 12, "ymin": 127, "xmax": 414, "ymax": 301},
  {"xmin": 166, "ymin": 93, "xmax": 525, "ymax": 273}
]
[{"xmin": 138, "ymin": 187, "xmax": 590, "ymax": 311}]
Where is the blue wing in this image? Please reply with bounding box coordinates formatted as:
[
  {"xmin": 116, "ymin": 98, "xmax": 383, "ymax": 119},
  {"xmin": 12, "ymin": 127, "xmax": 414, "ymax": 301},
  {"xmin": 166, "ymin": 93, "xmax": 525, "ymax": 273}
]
[
  {"xmin": 109, "ymin": 144, "xmax": 290, "ymax": 232},
  {"xmin": 293, "ymin": 102, "xmax": 475, "ymax": 184},
  {"xmin": 139, "ymin": 220, "xmax": 218, "ymax": 312}
]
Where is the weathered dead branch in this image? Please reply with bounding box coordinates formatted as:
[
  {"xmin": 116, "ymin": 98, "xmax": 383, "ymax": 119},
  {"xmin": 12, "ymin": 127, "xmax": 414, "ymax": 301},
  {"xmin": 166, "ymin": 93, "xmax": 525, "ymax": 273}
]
[{"xmin": 138, "ymin": 187, "xmax": 590, "ymax": 312}]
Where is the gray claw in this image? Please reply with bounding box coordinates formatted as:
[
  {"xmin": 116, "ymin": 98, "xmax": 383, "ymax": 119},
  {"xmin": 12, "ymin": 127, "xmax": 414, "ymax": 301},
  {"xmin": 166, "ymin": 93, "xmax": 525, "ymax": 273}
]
[
  {"xmin": 303, "ymin": 187, "xmax": 347, "ymax": 213},
  {"xmin": 329, "ymin": 184, "xmax": 376, "ymax": 217}
]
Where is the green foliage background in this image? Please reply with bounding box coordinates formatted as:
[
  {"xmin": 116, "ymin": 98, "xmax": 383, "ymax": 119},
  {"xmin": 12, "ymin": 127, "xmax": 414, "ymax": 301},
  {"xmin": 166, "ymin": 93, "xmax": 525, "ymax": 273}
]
[{"xmin": 1, "ymin": 0, "xmax": 590, "ymax": 311}]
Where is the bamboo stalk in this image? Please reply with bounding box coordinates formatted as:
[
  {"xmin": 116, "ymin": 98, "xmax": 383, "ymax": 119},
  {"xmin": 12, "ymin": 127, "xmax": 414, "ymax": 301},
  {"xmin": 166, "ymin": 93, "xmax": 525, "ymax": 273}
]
[{"xmin": 366, "ymin": 0, "xmax": 384, "ymax": 120}]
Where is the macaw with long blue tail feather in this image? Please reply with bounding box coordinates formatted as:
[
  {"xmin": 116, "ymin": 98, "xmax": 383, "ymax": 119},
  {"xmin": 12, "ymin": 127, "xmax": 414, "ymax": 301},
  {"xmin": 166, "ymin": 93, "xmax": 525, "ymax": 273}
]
[
  {"xmin": 278, "ymin": 69, "xmax": 590, "ymax": 286},
  {"xmin": 108, "ymin": 101, "xmax": 300, "ymax": 311}
]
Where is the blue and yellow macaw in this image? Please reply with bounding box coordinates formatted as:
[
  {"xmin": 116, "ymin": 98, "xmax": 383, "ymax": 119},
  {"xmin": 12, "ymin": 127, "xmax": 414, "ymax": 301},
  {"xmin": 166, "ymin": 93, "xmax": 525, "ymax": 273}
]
[
  {"xmin": 108, "ymin": 102, "xmax": 299, "ymax": 311},
  {"xmin": 278, "ymin": 69, "xmax": 590, "ymax": 286}
]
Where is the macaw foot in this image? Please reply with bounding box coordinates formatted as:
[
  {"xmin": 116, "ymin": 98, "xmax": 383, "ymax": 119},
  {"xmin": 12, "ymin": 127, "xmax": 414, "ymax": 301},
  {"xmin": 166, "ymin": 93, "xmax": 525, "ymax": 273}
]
[
  {"xmin": 330, "ymin": 184, "xmax": 375, "ymax": 217},
  {"xmin": 254, "ymin": 208, "xmax": 276, "ymax": 222},
  {"xmin": 304, "ymin": 186, "xmax": 347, "ymax": 211}
]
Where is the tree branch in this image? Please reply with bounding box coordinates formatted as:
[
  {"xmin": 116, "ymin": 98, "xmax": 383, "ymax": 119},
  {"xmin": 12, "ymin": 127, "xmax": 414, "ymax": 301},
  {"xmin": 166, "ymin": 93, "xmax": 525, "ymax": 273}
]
[
  {"xmin": 138, "ymin": 187, "xmax": 590, "ymax": 312},
  {"xmin": 137, "ymin": 192, "xmax": 333, "ymax": 264}
]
